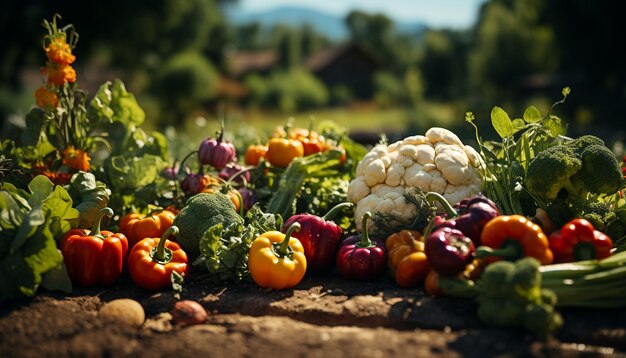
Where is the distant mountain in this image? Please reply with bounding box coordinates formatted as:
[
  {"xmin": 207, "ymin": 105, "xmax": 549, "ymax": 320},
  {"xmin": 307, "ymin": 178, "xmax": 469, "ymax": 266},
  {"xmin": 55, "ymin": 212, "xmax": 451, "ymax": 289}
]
[{"xmin": 224, "ymin": 6, "xmax": 426, "ymax": 40}]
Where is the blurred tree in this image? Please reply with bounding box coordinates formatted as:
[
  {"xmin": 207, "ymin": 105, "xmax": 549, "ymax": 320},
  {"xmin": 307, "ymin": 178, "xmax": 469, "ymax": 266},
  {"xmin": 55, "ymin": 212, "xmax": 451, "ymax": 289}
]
[
  {"xmin": 235, "ymin": 23, "xmax": 262, "ymax": 51},
  {"xmin": 300, "ymin": 24, "xmax": 328, "ymax": 59},
  {"xmin": 154, "ymin": 52, "xmax": 218, "ymax": 124},
  {"xmin": 419, "ymin": 30, "xmax": 470, "ymax": 99},
  {"xmin": 469, "ymin": 0, "xmax": 557, "ymax": 97},
  {"xmin": 276, "ymin": 28, "xmax": 301, "ymax": 70}
]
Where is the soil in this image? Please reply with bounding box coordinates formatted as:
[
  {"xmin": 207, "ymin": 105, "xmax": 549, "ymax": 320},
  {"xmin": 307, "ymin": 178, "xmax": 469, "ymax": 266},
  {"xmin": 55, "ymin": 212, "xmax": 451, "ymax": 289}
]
[{"xmin": 1, "ymin": 271, "xmax": 625, "ymax": 358}]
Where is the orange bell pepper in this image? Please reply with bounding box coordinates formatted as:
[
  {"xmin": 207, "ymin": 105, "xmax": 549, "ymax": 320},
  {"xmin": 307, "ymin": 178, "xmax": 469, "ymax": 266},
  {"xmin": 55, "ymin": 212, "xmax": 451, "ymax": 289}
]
[
  {"xmin": 386, "ymin": 230, "xmax": 429, "ymax": 288},
  {"xmin": 61, "ymin": 207, "xmax": 128, "ymax": 287},
  {"xmin": 248, "ymin": 222, "xmax": 307, "ymax": 290},
  {"xmin": 266, "ymin": 138, "xmax": 304, "ymax": 168},
  {"xmin": 244, "ymin": 144, "xmax": 268, "ymax": 166},
  {"xmin": 128, "ymin": 226, "xmax": 189, "ymax": 291},
  {"xmin": 386, "ymin": 230, "xmax": 424, "ymax": 275},
  {"xmin": 119, "ymin": 208, "xmax": 176, "ymax": 248},
  {"xmin": 396, "ymin": 252, "xmax": 430, "ymax": 288},
  {"xmin": 477, "ymin": 215, "xmax": 553, "ymax": 265}
]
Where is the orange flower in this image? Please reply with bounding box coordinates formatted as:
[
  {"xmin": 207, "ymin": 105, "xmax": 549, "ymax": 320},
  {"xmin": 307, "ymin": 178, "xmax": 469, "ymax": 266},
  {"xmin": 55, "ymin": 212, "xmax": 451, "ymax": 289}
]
[
  {"xmin": 42, "ymin": 62, "xmax": 76, "ymax": 86},
  {"xmin": 45, "ymin": 37, "xmax": 76, "ymax": 65},
  {"xmin": 34, "ymin": 86, "xmax": 59, "ymax": 108},
  {"xmin": 62, "ymin": 146, "xmax": 91, "ymax": 172}
]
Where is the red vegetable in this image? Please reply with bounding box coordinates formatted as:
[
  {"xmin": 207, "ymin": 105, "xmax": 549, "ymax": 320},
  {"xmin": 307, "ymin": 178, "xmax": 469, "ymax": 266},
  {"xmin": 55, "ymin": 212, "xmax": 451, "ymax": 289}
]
[
  {"xmin": 336, "ymin": 212, "xmax": 386, "ymax": 281},
  {"xmin": 549, "ymin": 218, "xmax": 613, "ymax": 263},
  {"xmin": 283, "ymin": 203, "xmax": 352, "ymax": 273},
  {"xmin": 61, "ymin": 207, "xmax": 128, "ymax": 287}
]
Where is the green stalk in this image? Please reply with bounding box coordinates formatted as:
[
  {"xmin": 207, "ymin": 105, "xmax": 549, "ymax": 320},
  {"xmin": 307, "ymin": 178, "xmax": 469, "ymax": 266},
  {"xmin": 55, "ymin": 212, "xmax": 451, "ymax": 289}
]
[
  {"xmin": 152, "ymin": 226, "xmax": 179, "ymax": 264},
  {"xmin": 276, "ymin": 222, "xmax": 301, "ymax": 257},
  {"xmin": 90, "ymin": 207, "xmax": 113, "ymax": 238},
  {"xmin": 322, "ymin": 202, "xmax": 353, "ymax": 221},
  {"xmin": 424, "ymin": 192, "xmax": 457, "ymax": 218},
  {"xmin": 356, "ymin": 212, "xmax": 375, "ymax": 248},
  {"xmin": 476, "ymin": 240, "xmax": 524, "ymax": 261}
]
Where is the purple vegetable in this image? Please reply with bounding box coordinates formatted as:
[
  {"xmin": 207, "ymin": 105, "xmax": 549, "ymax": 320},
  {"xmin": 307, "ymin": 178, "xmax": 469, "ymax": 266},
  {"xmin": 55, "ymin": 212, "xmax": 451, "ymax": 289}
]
[
  {"xmin": 219, "ymin": 163, "xmax": 251, "ymax": 184},
  {"xmin": 238, "ymin": 187, "xmax": 256, "ymax": 211},
  {"xmin": 427, "ymin": 193, "xmax": 499, "ymax": 246},
  {"xmin": 336, "ymin": 212, "xmax": 386, "ymax": 281},
  {"xmin": 198, "ymin": 122, "xmax": 236, "ymax": 170},
  {"xmin": 425, "ymin": 227, "xmax": 475, "ymax": 276}
]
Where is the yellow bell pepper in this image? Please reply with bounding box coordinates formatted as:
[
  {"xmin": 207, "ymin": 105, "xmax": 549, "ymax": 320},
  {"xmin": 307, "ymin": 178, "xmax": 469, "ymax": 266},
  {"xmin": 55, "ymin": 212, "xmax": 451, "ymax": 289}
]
[{"xmin": 248, "ymin": 222, "xmax": 307, "ymax": 290}]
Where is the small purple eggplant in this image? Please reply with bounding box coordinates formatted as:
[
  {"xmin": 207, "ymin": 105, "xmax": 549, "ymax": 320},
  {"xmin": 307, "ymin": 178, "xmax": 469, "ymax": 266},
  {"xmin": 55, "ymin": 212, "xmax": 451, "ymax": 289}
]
[{"xmin": 198, "ymin": 122, "xmax": 236, "ymax": 170}]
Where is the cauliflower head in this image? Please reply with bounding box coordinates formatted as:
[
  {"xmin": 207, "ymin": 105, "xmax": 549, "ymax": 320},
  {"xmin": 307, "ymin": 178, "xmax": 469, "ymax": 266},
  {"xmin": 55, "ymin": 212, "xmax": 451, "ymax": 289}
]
[{"xmin": 347, "ymin": 127, "xmax": 483, "ymax": 231}]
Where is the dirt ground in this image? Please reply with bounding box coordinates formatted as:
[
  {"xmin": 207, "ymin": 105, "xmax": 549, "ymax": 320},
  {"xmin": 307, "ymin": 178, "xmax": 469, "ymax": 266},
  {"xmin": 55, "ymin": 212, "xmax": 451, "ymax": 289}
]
[{"xmin": 1, "ymin": 270, "xmax": 625, "ymax": 358}]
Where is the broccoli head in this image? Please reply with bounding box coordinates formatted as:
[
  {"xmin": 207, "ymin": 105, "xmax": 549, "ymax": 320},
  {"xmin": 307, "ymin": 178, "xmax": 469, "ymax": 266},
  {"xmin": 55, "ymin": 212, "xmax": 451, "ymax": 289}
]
[
  {"xmin": 526, "ymin": 135, "xmax": 624, "ymax": 202},
  {"xmin": 172, "ymin": 193, "xmax": 244, "ymax": 258},
  {"xmin": 525, "ymin": 145, "xmax": 582, "ymax": 201},
  {"xmin": 576, "ymin": 145, "xmax": 624, "ymax": 195},
  {"xmin": 564, "ymin": 134, "xmax": 605, "ymax": 156},
  {"xmin": 475, "ymin": 258, "xmax": 561, "ymax": 336}
]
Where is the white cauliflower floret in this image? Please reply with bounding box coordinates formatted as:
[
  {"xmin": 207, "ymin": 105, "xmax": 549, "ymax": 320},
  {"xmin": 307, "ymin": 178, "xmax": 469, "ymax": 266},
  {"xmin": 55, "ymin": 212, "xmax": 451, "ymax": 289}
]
[{"xmin": 347, "ymin": 127, "xmax": 484, "ymax": 231}]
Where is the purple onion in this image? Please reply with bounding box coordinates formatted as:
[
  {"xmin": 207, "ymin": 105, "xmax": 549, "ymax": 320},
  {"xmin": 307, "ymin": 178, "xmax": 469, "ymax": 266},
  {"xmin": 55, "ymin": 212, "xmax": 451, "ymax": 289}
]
[
  {"xmin": 238, "ymin": 187, "xmax": 256, "ymax": 211},
  {"xmin": 198, "ymin": 122, "xmax": 236, "ymax": 170},
  {"xmin": 219, "ymin": 163, "xmax": 251, "ymax": 184}
]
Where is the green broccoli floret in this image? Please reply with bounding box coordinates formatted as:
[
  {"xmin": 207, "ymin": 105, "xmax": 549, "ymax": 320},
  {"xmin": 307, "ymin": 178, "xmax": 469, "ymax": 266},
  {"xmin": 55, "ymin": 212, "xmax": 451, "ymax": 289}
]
[
  {"xmin": 526, "ymin": 135, "xmax": 624, "ymax": 202},
  {"xmin": 581, "ymin": 201, "xmax": 615, "ymax": 230},
  {"xmin": 525, "ymin": 145, "xmax": 582, "ymax": 201},
  {"xmin": 564, "ymin": 134, "xmax": 605, "ymax": 156},
  {"xmin": 577, "ymin": 145, "xmax": 624, "ymax": 195},
  {"xmin": 172, "ymin": 193, "xmax": 244, "ymax": 258},
  {"xmin": 475, "ymin": 258, "xmax": 562, "ymax": 337}
]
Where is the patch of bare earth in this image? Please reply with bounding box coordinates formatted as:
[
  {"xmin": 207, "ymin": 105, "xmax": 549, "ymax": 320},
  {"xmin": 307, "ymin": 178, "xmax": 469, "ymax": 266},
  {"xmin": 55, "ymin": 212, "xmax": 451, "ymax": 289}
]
[{"xmin": 1, "ymin": 272, "xmax": 624, "ymax": 357}]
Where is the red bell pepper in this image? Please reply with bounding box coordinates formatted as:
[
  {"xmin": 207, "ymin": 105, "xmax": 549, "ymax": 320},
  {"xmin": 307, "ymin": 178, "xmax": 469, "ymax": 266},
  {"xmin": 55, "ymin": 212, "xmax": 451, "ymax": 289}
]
[
  {"xmin": 61, "ymin": 207, "xmax": 128, "ymax": 287},
  {"xmin": 128, "ymin": 226, "xmax": 189, "ymax": 291},
  {"xmin": 283, "ymin": 202, "xmax": 352, "ymax": 272},
  {"xmin": 549, "ymin": 218, "xmax": 613, "ymax": 263},
  {"xmin": 336, "ymin": 212, "xmax": 386, "ymax": 281}
]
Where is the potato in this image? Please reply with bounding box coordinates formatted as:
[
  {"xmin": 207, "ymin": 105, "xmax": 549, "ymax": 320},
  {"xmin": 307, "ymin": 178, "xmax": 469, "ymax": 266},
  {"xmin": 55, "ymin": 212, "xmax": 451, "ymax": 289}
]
[
  {"xmin": 171, "ymin": 300, "xmax": 208, "ymax": 326},
  {"xmin": 99, "ymin": 299, "xmax": 145, "ymax": 329}
]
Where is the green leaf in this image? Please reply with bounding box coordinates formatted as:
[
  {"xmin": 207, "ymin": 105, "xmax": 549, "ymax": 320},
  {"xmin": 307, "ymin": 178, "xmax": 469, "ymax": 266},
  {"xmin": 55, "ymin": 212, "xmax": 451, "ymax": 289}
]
[
  {"xmin": 67, "ymin": 172, "xmax": 110, "ymax": 228},
  {"xmin": 523, "ymin": 106, "xmax": 543, "ymax": 123},
  {"xmin": 42, "ymin": 186, "xmax": 79, "ymax": 239},
  {"xmin": 108, "ymin": 154, "xmax": 166, "ymax": 191},
  {"xmin": 512, "ymin": 118, "xmax": 526, "ymax": 131},
  {"xmin": 41, "ymin": 260, "xmax": 72, "ymax": 293},
  {"xmin": 21, "ymin": 109, "xmax": 47, "ymax": 147},
  {"xmin": 27, "ymin": 175, "xmax": 54, "ymax": 209},
  {"xmin": 491, "ymin": 106, "xmax": 515, "ymax": 138},
  {"xmin": 544, "ymin": 115, "xmax": 566, "ymax": 138},
  {"xmin": 88, "ymin": 79, "xmax": 145, "ymax": 127}
]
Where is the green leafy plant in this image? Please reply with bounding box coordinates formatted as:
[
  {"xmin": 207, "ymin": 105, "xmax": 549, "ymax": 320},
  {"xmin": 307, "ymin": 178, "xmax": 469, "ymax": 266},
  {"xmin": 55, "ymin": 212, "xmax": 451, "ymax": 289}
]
[{"xmin": 0, "ymin": 175, "xmax": 77, "ymax": 301}]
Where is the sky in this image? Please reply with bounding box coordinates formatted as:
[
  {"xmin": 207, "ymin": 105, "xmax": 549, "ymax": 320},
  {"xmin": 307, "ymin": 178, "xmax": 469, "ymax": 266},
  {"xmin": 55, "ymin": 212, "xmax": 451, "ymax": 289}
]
[{"xmin": 233, "ymin": 0, "xmax": 487, "ymax": 28}]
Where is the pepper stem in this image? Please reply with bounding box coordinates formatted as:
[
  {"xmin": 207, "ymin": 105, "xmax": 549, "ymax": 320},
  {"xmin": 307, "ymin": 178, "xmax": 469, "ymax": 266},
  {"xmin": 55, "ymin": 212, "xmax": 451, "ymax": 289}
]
[
  {"xmin": 278, "ymin": 222, "xmax": 301, "ymax": 256},
  {"xmin": 475, "ymin": 240, "xmax": 524, "ymax": 260},
  {"xmin": 425, "ymin": 192, "xmax": 458, "ymax": 218},
  {"xmin": 322, "ymin": 202, "xmax": 353, "ymax": 221},
  {"xmin": 89, "ymin": 207, "xmax": 113, "ymax": 237},
  {"xmin": 154, "ymin": 226, "xmax": 179, "ymax": 262},
  {"xmin": 307, "ymin": 117, "xmax": 315, "ymax": 139},
  {"xmin": 356, "ymin": 212, "xmax": 375, "ymax": 248},
  {"xmin": 217, "ymin": 119, "xmax": 225, "ymax": 142},
  {"xmin": 179, "ymin": 150, "xmax": 198, "ymax": 174},
  {"xmin": 146, "ymin": 207, "xmax": 164, "ymax": 217}
]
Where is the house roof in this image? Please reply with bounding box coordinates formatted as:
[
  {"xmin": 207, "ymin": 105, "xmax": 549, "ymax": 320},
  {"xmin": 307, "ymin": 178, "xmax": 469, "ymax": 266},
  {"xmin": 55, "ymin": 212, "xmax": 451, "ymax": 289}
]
[
  {"xmin": 228, "ymin": 50, "xmax": 278, "ymax": 78},
  {"xmin": 304, "ymin": 42, "xmax": 382, "ymax": 72}
]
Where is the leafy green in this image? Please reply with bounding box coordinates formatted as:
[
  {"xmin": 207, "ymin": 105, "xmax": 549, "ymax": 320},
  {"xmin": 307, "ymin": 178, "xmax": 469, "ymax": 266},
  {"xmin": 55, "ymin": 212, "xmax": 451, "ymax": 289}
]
[
  {"xmin": 491, "ymin": 106, "xmax": 516, "ymax": 138},
  {"xmin": 88, "ymin": 79, "xmax": 145, "ymax": 127},
  {"xmin": 467, "ymin": 89, "xmax": 570, "ymax": 215},
  {"xmin": 66, "ymin": 171, "xmax": 110, "ymax": 228},
  {"xmin": 0, "ymin": 175, "xmax": 77, "ymax": 301},
  {"xmin": 196, "ymin": 204, "xmax": 282, "ymax": 282}
]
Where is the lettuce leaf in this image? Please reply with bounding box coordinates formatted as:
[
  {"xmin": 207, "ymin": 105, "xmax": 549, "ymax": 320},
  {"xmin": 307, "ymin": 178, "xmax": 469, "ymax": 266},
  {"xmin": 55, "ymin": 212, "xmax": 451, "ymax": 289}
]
[{"xmin": 0, "ymin": 176, "xmax": 77, "ymax": 301}]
